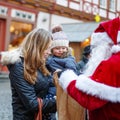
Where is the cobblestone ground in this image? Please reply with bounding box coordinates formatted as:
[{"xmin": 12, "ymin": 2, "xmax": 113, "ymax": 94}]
[{"xmin": 0, "ymin": 79, "xmax": 13, "ymax": 120}]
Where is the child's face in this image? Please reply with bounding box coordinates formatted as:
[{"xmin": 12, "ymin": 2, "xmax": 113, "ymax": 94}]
[{"xmin": 52, "ymin": 46, "xmax": 68, "ymax": 57}]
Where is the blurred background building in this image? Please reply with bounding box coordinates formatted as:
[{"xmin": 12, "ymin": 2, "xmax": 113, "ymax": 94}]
[{"xmin": 0, "ymin": 0, "xmax": 120, "ymax": 72}]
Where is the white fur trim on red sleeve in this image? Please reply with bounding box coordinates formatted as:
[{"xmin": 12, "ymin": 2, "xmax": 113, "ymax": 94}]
[
  {"xmin": 117, "ymin": 31, "xmax": 120, "ymax": 43},
  {"xmin": 75, "ymin": 74, "xmax": 120, "ymax": 102},
  {"xmin": 111, "ymin": 45, "xmax": 120, "ymax": 53},
  {"xmin": 59, "ymin": 70, "xmax": 78, "ymax": 91}
]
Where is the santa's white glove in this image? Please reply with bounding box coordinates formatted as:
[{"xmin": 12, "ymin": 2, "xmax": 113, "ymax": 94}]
[{"xmin": 59, "ymin": 69, "xmax": 78, "ymax": 91}]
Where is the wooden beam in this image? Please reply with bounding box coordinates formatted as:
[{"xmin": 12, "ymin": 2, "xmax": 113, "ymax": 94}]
[{"xmin": 6, "ymin": 0, "xmax": 108, "ymax": 22}]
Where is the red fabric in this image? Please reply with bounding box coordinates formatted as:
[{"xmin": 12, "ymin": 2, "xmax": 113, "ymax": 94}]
[
  {"xmin": 95, "ymin": 17, "xmax": 120, "ymax": 45},
  {"xmin": 67, "ymin": 82, "xmax": 120, "ymax": 120},
  {"xmin": 67, "ymin": 80, "xmax": 107, "ymax": 111},
  {"xmin": 66, "ymin": 52, "xmax": 120, "ymax": 120},
  {"xmin": 89, "ymin": 103, "xmax": 120, "ymax": 120},
  {"xmin": 91, "ymin": 52, "xmax": 120, "ymax": 87}
]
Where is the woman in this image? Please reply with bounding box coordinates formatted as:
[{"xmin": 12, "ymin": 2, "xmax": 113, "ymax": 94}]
[{"xmin": 0, "ymin": 28, "xmax": 56, "ymax": 120}]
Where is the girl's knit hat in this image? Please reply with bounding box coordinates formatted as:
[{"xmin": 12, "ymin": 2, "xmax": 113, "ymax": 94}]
[{"xmin": 51, "ymin": 25, "xmax": 69, "ymax": 49}]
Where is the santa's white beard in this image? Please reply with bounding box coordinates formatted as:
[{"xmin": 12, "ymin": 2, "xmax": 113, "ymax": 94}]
[{"xmin": 83, "ymin": 43, "xmax": 112, "ymax": 76}]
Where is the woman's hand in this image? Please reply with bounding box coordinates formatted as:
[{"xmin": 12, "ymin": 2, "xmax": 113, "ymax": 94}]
[{"xmin": 42, "ymin": 98, "xmax": 56, "ymax": 113}]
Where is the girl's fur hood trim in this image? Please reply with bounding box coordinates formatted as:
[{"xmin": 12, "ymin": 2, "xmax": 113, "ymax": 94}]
[{"xmin": 0, "ymin": 48, "xmax": 22, "ymax": 65}]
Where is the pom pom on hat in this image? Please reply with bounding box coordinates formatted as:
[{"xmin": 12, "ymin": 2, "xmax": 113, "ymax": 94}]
[
  {"xmin": 52, "ymin": 25, "xmax": 63, "ymax": 33},
  {"xmin": 51, "ymin": 25, "xmax": 69, "ymax": 49},
  {"xmin": 91, "ymin": 17, "xmax": 120, "ymax": 53}
]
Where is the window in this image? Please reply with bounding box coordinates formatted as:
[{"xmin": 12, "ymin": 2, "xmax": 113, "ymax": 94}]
[
  {"xmin": 72, "ymin": 0, "xmax": 80, "ymax": 2},
  {"xmin": 0, "ymin": 5, "xmax": 8, "ymax": 16},
  {"xmin": 9, "ymin": 21, "xmax": 33, "ymax": 50},
  {"xmin": 109, "ymin": 0, "xmax": 115, "ymax": 11},
  {"xmin": 56, "ymin": 0, "xmax": 68, "ymax": 7},
  {"xmin": 100, "ymin": 0, "xmax": 107, "ymax": 8}
]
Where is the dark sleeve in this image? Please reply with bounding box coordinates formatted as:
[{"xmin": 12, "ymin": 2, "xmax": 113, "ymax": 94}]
[
  {"xmin": 77, "ymin": 60, "xmax": 86, "ymax": 71},
  {"xmin": 76, "ymin": 61, "xmax": 82, "ymax": 70},
  {"xmin": 9, "ymin": 63, "xmax": 38, "ymax": 111},
  {"xmin": 9, "ymin": 63, "xmax": 56, "ymax": 113},
  {"xmin": 42, "ymin": 98, "xmax": 56, "ymax": 113},
  {"xmin": 65, "ymin": 58, "xmax": 79, "ymax": 74},
  {"xmin": 48, "ymin": 75, "xmax": 55, "ymax": 87},
  {"xmin": 46, "ymin": 57, "xmax": 52, "ymax": 72}
]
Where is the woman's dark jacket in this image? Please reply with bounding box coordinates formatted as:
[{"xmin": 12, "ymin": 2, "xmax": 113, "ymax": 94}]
[{"xmin": 7, "ymin": 58, "xmax": 56, "ymax": 120}]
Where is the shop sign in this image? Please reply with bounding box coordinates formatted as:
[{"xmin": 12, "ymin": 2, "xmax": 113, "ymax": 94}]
[
  {"xmin": 11, "ymin": 9, "xmax": 35, "ymax": 22},
  {"xmin": 0, "ymin": 5, "xmax": 8, "ymax": 16}
]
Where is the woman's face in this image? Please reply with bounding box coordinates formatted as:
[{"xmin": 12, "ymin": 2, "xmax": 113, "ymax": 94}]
[{"xmin": 43, "ymin": 40, "xmax": 52, "ymax": 60}]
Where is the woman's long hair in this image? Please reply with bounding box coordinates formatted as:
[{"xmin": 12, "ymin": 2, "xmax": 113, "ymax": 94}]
[{"xmin": 21, "ymin": 28, "xmax": 52, "ymax": 84}]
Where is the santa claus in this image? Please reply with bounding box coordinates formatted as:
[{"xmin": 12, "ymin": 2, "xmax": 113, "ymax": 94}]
[{"xmin": 58, "ymin": 17, "xmax": 120, "ymax": 120}]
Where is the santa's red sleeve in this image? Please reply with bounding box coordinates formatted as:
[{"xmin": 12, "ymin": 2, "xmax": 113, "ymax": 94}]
[{"xmin": 59, "ymin": 54, "xmax": 120, "ymax": 110}]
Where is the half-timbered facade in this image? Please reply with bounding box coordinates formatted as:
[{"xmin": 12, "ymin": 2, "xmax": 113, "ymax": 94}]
[{"xmin": 0, "ymin": 0, "xmax": 120, "ymax": 71}]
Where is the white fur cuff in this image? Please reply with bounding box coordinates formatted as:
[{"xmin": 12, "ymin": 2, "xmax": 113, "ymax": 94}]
[
  {"xmin": 59, "ymin": 70, "xmax": 78, "ymax": 91},
  {"xmin": 111, "ymin": 45, "xmax": 120, "ymax": 53},
  {"xmin": 76, "ymin": 75, "xmax": 120, "ymax": 102}
]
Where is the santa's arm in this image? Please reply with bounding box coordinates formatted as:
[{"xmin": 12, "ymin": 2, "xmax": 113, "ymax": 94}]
[{"xmin": 59, "ymin": 70, "xmax": 107, "ymax": 110}]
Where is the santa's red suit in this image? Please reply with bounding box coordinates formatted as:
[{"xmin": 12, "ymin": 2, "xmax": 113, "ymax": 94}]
[{"xmin": 59, "ymin": 17, "xmax": 120, "ymax": 120}]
